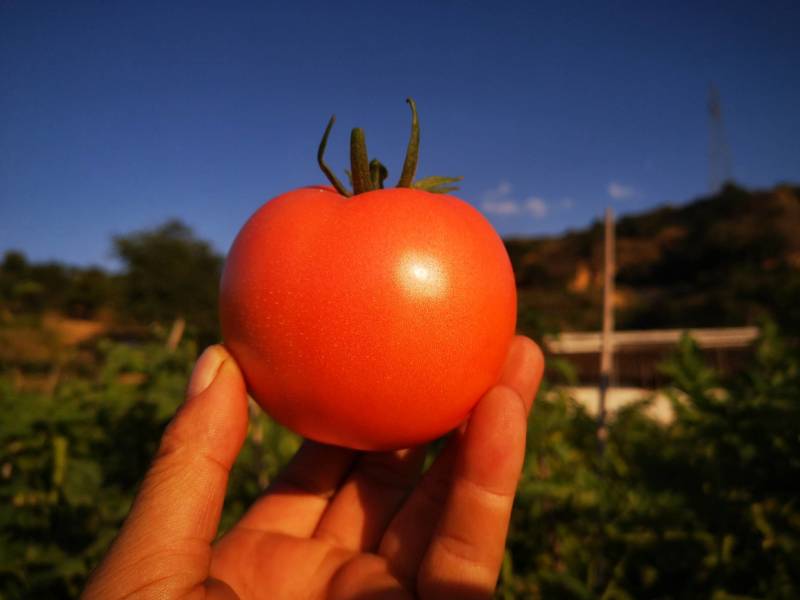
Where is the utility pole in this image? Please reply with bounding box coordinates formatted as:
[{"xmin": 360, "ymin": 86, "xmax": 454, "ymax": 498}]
[{"xmin": 598, "ymin": 207, "xmax": 615, "ymax": 454}]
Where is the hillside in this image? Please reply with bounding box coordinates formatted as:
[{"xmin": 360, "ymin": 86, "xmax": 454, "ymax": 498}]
[{"xmin": 507, "ymin": 183, "xmax": 800, "ymax": 335}]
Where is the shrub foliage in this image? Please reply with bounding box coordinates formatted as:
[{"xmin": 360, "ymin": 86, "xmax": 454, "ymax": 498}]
[{"xmin": 1, "ymin": 328, "xmax": 798, "ymax": 598}]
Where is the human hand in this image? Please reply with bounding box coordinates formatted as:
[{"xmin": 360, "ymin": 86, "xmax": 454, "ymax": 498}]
[{"xmin": 83, "ymin": 336, "xmax": 544, "ymax": 599}]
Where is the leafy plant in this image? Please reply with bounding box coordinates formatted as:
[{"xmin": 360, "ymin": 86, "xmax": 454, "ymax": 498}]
[
  {"xmin": 1, "ymin": 329, "xmax": 799, "ymax": 598},
  {"xmin": 499, "ymin": 325, "xmax": 800, "ymax": 598}
]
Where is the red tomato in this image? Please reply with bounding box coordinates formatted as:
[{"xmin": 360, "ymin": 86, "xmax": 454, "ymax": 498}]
[{"xmin": 219, "ymin": 185, "xmax": 516, "ymax": 450}]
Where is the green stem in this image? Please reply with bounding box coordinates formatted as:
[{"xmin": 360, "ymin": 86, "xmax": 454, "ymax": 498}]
[
  {"xmin": 350, "ymin": 128, "xmax": 372, "ymax": 195},
  {"xmin": 317, "ymin": 116, "xmax": 351, "ymax": 197},
  {"xmin": 369, "ymin": 159, "xmax": 389, "ymax": 189},
  {"xmin": 397, "ymin": 98, "xmax": 419, "ymax": 187},
  {"xmin": 316, "ymin": 99, "xmax": 459, "ymax": 196}
]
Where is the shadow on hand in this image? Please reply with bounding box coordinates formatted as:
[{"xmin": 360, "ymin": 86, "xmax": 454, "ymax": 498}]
[{"xmin": 349, "ymin": 579, "xmax": 494, "ymax": 600}]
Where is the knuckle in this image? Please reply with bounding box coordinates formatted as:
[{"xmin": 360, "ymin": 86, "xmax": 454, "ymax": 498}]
[{"xmin": 490, "ymin": 384, "xmax": 525, "ymax": 408}]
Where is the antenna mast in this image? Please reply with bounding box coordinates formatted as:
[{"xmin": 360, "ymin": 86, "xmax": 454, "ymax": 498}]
[{"xmin": 708, "ymin": 84, "xmax": 732, "ymax": 194}]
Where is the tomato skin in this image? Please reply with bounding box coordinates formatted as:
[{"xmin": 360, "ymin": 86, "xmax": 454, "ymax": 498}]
[{"xmin": 220, "ymin": 186, "xmax": 516, "ymax": 451}]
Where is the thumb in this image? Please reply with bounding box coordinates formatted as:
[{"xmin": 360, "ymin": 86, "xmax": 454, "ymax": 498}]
[
  {"xmin": 134, "ymin": 345, "xmax": 249, "ymax": 541},
  {"xmin": 85, "ymin": 345, "xmax": 249, "ymax": 599}
]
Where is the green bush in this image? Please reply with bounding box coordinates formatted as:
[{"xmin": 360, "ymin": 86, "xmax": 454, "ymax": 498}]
[
  {"xmin": 1, "ymin": 327, "xmax": 798, "ymax": 598},
  {"xmin": 500, "ymin": 325, "xmax": 800, "ymax": 598},
  {"xmin": 0, "ymin": 339, "xmax": 298, "ymax": 599}
]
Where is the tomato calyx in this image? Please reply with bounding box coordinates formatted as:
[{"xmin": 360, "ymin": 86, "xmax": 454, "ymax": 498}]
[
  {"xmin": 396, "ymin": 97, "xmax": 420, "ymax": 188},
  {"xmin": 317, "ymin": 98, "xmax": 462, "ymax": 197}
]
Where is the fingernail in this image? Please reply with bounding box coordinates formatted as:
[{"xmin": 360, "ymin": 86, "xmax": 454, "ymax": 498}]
[{"xmin": 187, "ymin": 345, "xmax": 227, "ymax": 399}]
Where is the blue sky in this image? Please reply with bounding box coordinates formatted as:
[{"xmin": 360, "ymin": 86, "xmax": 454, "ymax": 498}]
[{"xmin": 1, "ymin": 1, "xmax": 798, "ymax": 268}]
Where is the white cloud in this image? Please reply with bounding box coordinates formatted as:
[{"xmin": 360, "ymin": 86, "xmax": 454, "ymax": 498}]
[
  {"xmin": 495, "ymin": 180, "xmax": 512, "ymax": 196},
  {"xmin": 481, "ymin": 181, "xmax": 548, "ymax": 220},
  {"xmin": 482, "ymin": 180, "xmax": 512, "ymax": 201},
  {"xmin": 608, "ymin": 181, "xmax": 637, "ymax": 200},
  {"xmin": 524, "ymin": 197, "xmax": 548, "ymax": 218},
  {"xmin": 482, "ymin": 200, "xmax": 520, "ymax": 215}
]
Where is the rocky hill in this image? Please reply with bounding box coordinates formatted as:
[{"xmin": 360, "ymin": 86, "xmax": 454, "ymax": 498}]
[{"xmin": 507, "ymin": 183, "xmax": 800, "ymax": 335}]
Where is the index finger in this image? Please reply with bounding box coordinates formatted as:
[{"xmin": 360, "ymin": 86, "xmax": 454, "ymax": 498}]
[
  {"xmin": 417, "ymin": 343, "xmax": 542, "ymax": 597},
  {"xmin": 379, "ymin": 336, "xmax": 543, "ymax": 590}
]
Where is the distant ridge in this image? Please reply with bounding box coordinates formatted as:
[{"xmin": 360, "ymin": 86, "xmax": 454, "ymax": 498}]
[{"xmin": 506, "ymin": 183, "xmax": 800, "ymax": 335}]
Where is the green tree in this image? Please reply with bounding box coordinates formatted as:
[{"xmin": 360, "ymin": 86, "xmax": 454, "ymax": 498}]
[
  {"xmin": 62, "ymin": 269, "xmax": 116, "ymax": 320},
  {"xmin": 0, "ymin": 252, "xmax": 114, "ymax": 320},
  {"xmin": 113, "ymin": 220, "xmax": 223, "ymax": 344}
]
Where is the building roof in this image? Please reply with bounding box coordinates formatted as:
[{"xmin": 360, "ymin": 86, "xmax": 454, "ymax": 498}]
[{"xmin": 544, "ymin": 326, "xmax": 760, "ymax": 354}]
